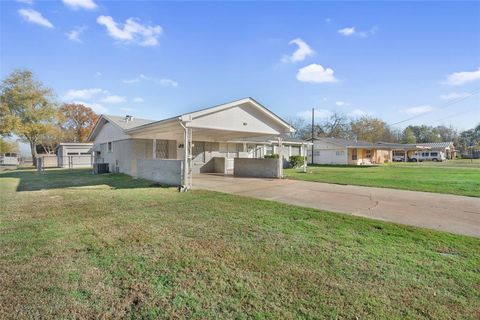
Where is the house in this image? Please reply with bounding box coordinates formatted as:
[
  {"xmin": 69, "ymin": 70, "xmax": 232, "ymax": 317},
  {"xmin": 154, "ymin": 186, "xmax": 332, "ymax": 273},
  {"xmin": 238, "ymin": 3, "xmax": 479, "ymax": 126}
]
[
  {"xmin": 377, "ymin": 141, "xmax": 456, "ymax": 161},
  {"xmin": 0, "ymin": 153, "xmax": 19, "ymax": 166},
  {"xmin": 88, "ymin": 97, "xmax": 307, "ymax": 189},
  {"xmin": 56, "ymin": 143, "xmax": 94, "ymax": 168},
  {"xmin": 309, "ymin": 138, "xmax": 456, "ymax": 165},
  {"xmin": 308, "ymin": 137, "xmax": 393, "ymax": 165}
]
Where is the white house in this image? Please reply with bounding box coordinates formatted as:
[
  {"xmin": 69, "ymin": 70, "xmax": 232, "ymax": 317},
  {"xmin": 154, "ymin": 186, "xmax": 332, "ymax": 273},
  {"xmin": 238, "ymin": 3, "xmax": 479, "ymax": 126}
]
[
  {"xmin": 88, "ymin": 97, "xmax": 307, "ymax": 189},
  {"xmin": 309, "ymin": 138, "xmax": 455, "ymax": 165},
  {"xmin": 56, "ymin": 143, "xmax": 94, "ymax": 168}
]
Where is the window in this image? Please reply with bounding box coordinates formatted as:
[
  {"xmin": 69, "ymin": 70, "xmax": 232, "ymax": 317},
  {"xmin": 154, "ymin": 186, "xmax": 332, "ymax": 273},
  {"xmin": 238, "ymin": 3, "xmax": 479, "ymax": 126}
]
[
  {"xmin": 81, "ymin": 152, "xmax": 91, "ymax": 155},
  {"xmin": 108, "ymin": 142, "xmax": 113, "ymax": 153},
  {"xmin": 431, "ymin": 152, "xmax": 438, "ymax": 156},
  {"xmin": 336, "ymin": 151, "xmax": 345, "ymax": 156},
  {"xmin": 67, "ymin": 152, "xmax": 79, "ymax": 155},
  {"xmin": 351, "ymin": 149, "xmax": 357, "ymax": 161},
  {"xmin": 366, "ymin": 150, "xmax": 372, "ymax": 159},
  {"xmin": 265, "ymin": 146, "xmax": 273, "ymax": 155}
]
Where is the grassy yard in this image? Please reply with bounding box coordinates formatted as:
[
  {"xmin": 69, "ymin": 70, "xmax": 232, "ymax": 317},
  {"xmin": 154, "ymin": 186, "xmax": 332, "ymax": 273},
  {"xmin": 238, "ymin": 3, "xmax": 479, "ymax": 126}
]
[
  {"xmin": 285, "ymin": 163, "xmax": 480, "ymax": 197},
  {"xmin": 1, "ymin": 169, "xmax": 479, "ymax": 319}
]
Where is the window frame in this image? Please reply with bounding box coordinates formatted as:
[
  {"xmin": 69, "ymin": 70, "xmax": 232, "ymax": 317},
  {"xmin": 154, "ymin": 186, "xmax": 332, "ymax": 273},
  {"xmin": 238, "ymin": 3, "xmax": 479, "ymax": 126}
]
[{"xmin": 107, "ymin": 141, "xmax": 113, "ymax": 153}]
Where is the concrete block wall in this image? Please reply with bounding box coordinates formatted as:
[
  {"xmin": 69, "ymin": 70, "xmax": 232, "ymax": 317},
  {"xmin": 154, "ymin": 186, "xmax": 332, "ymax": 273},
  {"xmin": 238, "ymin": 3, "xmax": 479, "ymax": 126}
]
[
  {"xmin": 137, "ymin": 159, "xmax": 183, "ymax": 186},
  {"xmin": 233, "ymin": 158, "xmax": 282, "ymax": 178}
]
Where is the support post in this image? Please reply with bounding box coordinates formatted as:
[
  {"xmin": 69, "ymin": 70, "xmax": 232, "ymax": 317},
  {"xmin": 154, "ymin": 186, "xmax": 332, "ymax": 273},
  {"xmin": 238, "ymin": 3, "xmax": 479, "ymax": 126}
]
[
  {"xmin": 179, "ymin": 121, "xmax": 192, "ymax": 192},
  {"xmin": 278, "ymin": 137, "xmax": 283, "ymax": 178},
  {"xmin": 152, "ymin": 139, "xmax": 156, "ymax": 159},
  {"xmin": 302, "ymin": 143, "xmax": 307, "ymax": 173}
]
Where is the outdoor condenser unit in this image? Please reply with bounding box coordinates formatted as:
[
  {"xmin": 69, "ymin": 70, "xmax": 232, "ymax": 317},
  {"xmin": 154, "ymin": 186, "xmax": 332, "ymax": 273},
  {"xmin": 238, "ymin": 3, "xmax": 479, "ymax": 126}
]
[{"xmin": 93, "ymin": 163, "xmax": 109, "ymax": 174}]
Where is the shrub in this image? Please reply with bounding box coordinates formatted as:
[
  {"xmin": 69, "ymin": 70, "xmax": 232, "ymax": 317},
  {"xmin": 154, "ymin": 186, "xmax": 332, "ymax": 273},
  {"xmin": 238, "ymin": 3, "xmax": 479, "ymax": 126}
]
[
  {"xmin": 290, "ymin": 155, "xmax": 306, "ymax": 168},
  {"xmin": 264, "ymin": 154, "xmax": 280, "ymax": 159}
]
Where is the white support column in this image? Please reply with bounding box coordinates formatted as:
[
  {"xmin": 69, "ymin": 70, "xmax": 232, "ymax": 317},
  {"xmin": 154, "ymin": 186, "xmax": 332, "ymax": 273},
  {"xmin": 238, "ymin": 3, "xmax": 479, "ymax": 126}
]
[
  {"xmin": 278, "ymin": 137, "xmax": 283, "ymax": 178},
  {"xmin": 180, "ymin": 124, "xmax": 192, "ymax": 192},
  {"xmin": 152, "ymin": 139, "xmax": 156, "ymax": 159},
  {"xmin": 302, "ymin": 143, "xmax": 307, "ymax": 173}
]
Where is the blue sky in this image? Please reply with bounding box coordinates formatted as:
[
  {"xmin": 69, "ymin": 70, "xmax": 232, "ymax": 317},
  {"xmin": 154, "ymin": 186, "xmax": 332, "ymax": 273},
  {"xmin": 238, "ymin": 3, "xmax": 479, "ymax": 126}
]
[{"xmin": 1, "ymin": 0, "xmax": 480, "ymax": 134}]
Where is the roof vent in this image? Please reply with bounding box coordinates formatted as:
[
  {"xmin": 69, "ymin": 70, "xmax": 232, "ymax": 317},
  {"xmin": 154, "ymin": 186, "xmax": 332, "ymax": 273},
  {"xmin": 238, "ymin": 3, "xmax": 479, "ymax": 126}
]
[{"xmin": 125, "ymin": 115, "xmax": 134, "ymax": 122}]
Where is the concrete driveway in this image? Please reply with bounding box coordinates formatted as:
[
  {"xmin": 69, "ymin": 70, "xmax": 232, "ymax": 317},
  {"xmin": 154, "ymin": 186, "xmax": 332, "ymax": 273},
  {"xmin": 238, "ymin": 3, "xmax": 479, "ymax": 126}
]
[{"xmin": 194, "ymin": 174, "xmax": 480, "ymax": 237}]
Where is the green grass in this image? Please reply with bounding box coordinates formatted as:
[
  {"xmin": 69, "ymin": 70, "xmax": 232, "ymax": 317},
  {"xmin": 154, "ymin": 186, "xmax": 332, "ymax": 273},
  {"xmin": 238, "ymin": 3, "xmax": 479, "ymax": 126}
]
[
  {"xmin": 1, "ymin": 169, "xmax": 479, "ymax": 319},
  {"xmin": 285, "ymin": 163, "xmax": 480, "ymax": 197}
]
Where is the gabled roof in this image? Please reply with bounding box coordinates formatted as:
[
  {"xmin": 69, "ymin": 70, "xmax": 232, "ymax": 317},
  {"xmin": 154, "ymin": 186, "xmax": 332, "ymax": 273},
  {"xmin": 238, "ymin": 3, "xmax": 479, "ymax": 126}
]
[
  {"xmin": 316, "ymin": 137, "xmax": 377, "ymax": 148},
  {"xmin": 126, "ymin": 97, "xmax": 295, "ymax": 134},
  {"xmin": 417, "ymin": 142, "xmax": 454, "ymax": 149},
  {"xmin": 88, "ymin": 114, "xmax": 155, "ymax": 141},
  {"xmin": 88, "ymin": 98, "xmax": 294, "ymax": 141}
]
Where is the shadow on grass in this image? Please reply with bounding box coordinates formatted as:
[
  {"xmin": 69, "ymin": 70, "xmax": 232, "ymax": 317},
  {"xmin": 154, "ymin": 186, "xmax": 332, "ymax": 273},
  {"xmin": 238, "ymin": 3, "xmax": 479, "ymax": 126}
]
[{"xmin": 0, "ymin": 168, "xmax": 161, "ymax": 192}]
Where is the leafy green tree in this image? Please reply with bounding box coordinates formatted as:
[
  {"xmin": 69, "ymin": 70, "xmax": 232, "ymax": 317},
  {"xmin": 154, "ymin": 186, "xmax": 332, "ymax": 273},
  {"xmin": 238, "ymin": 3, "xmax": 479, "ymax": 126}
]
[
  {"xmin": 0, "ymin": 69, "xmax": 57, "ymax": 165},
  {"xmin": 402, "ymin": 127, "xmax": 417, "ymax": 144}
]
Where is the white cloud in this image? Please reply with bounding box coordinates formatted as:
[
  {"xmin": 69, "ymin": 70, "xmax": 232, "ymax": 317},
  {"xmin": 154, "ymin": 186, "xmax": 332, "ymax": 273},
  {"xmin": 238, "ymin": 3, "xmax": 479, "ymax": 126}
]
[
  {"xmin": 95, "ymin": 72, "xmax": 102, "ymax": 77},
  {"xmin": 18, "ymin": 8, "xmax": 53, "ymax": 28},
  {"xmin": 335, "ymin": 101, "xmax": 350, "ymax": 106},
  {"xmin": 123, "ymin": 74, "xmax": 178, "ymax": 87},
  {"xmin": 100, "ymin": 95, "xmax": 126, "ymax": 104},
  {"xmin": 63, "ymin": 88, "xmax": 106, "ymax": 100},
  {"xmin": 444, "ymin": 67, "xmax": 480, "ymax": 85},
  {"xmin": 440, "ymin": 92, "xmax": 468, "ymax": 100},
  {"xmin": 62, "ymin": 0, "xmax": 97, "ymax": 10},
  {"xmin": 120, "ymin": 107, "xmax": 133, "ymax": 112},
  {"xmin": 338, "ymin": 26, "xmax": 377, "ymax": 38},
  {"xmin": 297, "ymin": 109, "xmax": 332, "ymax": 120},
  {"xmin": 158, "ymin": 78, "xmax": 178, "ymax": 87},
  {"xmin": 66, "ymin": 26, "xmax": 86, "ymax": 42},
  {"xmin": 72, "ymin": 101, "xmax": 107, "ymax": 114},
  {"xmin": 281, "ymin": 38, "xmax": 315, "ymax": 63},
  {"xmin": 16, "ymin": 0, "xmax": 34, "ymax": 4},
  {"xmin": 404, "ymin": 105, "xmax": 435, "ymax": 115},
  {"xmin": 338, "ymin": 27, "xmax": 356, "ymax": 36},
  {"xmin": 97, "ymin": 15, "xmax": 162, "ymax": 46},
  {"xmin": 133, "ymin": 97, "xmax": 144, "ymax": 103},
  {"xmin": 348, "ymin": 109, "xmax": 372, "ymax": 117},
  {"xmin": 297, "ymin": 64, "xmax": 338, "ymax": 84}
]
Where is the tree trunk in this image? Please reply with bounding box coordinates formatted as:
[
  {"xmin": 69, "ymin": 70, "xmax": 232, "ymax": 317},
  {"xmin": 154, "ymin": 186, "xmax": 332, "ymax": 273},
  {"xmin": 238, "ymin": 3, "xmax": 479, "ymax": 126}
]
[{"xmin": 29, "ymin": 140, "xmax": 37, "ymax": 168}]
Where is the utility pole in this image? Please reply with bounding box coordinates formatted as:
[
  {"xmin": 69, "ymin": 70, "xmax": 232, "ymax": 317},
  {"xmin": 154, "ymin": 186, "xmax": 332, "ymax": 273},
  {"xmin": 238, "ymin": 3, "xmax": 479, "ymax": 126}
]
[{"xmin": 311, "ymin": 107, "xmax": 314, "ymax": 165}]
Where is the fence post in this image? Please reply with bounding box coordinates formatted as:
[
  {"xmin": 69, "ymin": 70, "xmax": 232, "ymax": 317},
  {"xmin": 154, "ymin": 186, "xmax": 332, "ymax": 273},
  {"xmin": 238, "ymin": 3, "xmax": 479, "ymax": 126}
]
[{"xmin": 36, "ymin": 157, "xmax": 43, "ymax": 172}]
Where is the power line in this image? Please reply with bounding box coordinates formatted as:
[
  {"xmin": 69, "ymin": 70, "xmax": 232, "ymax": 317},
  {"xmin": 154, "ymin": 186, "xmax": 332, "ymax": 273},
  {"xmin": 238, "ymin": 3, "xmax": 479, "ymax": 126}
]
[{"xmin": 388, "ymin": 88, "xmax": 480, "ymax": 127}]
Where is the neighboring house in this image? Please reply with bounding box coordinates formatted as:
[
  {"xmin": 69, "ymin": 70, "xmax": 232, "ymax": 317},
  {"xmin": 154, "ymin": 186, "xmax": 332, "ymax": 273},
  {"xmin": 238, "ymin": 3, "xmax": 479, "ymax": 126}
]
[
  {"xmin": 377, "ymin": 141, "xmax": 456, "ymax": 161},
  {"xmin": 309, "ymin": 138, "xmax": 456, "ymax": 165},
  {"xmin": 56, "ymin": 143, "xmax": 94, "ymax": 168},
  {"xmin": 88, "ymin": 97, "xmax": 306, "ymax": 189},
  {"xmin": 308, "ymin": 138, "xmax": 392, "ymax": 165},
  {"xmin": 0, "ymin": 153, "xmax": 19, "ymax": 166}
]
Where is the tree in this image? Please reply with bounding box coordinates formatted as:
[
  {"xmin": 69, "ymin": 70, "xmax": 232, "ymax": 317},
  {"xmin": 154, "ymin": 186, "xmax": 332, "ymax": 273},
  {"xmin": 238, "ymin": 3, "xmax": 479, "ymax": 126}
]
[
  {"xmin": 0, "ymin": 69, "xmax": 57, "ymax": 165},
  {"xmin": 350, "ymin": 116, "xmax": 394, "ymax": 142},
  {"xmin": 0, "ymin": 138, "xmax": 18, "ymax": 154},
  {"xmin": 37, "ymin": 125, "xmax": 63, "ymax": 154},
  {"xmin": 59, "ymin": 103, "xmax": 99, "ymax": 142},
  {"xmin": 402, "ymin": 127, "xmax": 417, "ymax": 144},
  {"xmin": 321, "ymin": 112, "xmax": 352, "ymax": 139}
]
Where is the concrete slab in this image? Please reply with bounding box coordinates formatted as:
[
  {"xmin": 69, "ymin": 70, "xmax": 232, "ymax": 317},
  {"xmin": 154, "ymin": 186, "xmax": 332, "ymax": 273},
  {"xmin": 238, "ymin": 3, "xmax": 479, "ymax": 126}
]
[{"xmin": 193, "ymin": 174, "xmax": 480, "ymax": 237}]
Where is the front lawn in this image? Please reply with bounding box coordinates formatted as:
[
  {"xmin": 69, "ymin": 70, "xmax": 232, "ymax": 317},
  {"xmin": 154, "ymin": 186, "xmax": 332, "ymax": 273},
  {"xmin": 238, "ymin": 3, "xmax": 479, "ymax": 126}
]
[
  {"xmin": 285, "ymin": 164, "xmax": 480, "ymax": 197},
  {"xmin": 1, "ymin": 169, "xmax": 479, "ymax": 319}
]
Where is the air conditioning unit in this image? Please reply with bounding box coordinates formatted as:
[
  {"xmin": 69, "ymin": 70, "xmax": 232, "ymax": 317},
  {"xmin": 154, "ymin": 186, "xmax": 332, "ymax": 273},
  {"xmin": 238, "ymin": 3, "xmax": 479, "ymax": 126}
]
[{"xmin": 93, "ymin": 163, "xmax": 109, "ymax": 174}]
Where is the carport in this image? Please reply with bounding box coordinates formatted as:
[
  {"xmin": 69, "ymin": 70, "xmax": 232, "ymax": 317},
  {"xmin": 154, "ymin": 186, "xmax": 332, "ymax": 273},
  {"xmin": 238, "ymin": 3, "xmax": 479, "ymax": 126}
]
[{"xmin": 125, "ymin": 98, "xmax": 295, "ymax": 190}]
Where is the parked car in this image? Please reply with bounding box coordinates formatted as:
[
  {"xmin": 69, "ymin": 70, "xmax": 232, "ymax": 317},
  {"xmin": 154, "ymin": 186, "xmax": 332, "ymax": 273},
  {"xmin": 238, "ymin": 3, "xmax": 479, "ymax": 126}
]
[
  {"xmin": 410, "ymin": 151, "xmax": 446, "ymax": 162},
  {"xmin": 392, "ymin": 155, "xmax": 405, "ymax": 162}
]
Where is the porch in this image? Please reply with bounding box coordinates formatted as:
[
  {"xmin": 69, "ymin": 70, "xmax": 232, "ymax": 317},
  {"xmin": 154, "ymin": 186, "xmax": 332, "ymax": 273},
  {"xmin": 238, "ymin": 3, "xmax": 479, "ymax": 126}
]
[{"xmin": 123, "ymin": 98, "xmax": 298, "ymax": 190}]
